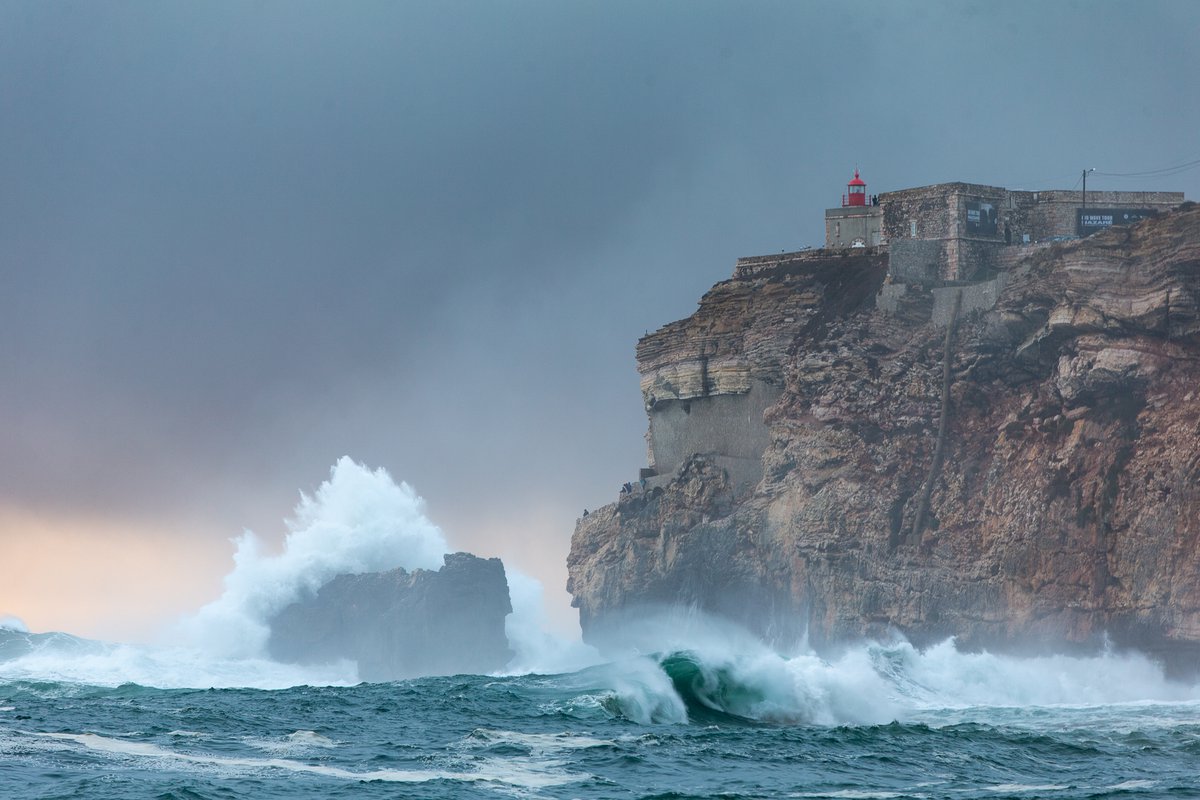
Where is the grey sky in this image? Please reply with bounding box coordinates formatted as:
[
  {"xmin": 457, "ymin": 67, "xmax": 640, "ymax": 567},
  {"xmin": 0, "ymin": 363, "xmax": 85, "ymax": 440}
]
[{"xmin": 3, "ymin": 1, "xmax": 1199, "ymax": 633}]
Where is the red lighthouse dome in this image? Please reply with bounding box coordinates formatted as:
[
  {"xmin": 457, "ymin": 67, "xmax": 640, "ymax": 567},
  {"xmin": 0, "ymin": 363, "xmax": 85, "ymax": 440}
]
[{"xmin": 844, "ymin": 169, "xmax": 867, "ymax": 207}]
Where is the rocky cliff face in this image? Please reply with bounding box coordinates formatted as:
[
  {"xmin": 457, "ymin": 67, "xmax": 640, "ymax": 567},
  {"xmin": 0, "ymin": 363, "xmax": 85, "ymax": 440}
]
[
  {"xmin": 269, "ymin": 552, "xmax": 512, "ymax": 681},
  {"xmin": 568, "ymin": 205, "xmax": 1200, "ymax": 674}
]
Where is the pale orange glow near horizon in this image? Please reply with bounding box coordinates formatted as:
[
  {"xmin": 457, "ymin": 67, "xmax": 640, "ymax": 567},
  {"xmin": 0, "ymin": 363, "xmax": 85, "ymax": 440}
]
[
  {"xmin": 0, "ymin": 506, "xmax": 234, "ymax": 642},
  {"xmin": 0, "ymin": 499, "xmax": 588, "ymax": 645}
]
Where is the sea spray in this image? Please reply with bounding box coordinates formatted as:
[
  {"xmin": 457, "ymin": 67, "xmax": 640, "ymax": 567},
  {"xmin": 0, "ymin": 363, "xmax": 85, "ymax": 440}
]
[
  {"xmin": 1, "ymin": 459, "xmax": 593, "ymax": 686},
  {"xmin": 592, "ymin": 613, "xmax": 900, "ymax": 725},
  {"xmin": 584, "ymin": 610, "xmax": 1200, "ymax": 726},
  {"xmin": 178, "ymin": 457, "xmax": 450, "ymax": 658},
  {"xmin": 502, "ymin": 570, "xmax": 600, "ymax": 675},
  {"xmin": 874, "ymin": 637, "xmax": 1198, "ymax": 708},
  {"xmin": 0, "ymin": 629, "xmax": 358, "ymax": 689}
]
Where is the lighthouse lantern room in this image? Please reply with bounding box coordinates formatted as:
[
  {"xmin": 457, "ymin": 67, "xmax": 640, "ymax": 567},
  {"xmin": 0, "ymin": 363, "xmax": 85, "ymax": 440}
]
[{"xmin": 843, "ymin": 169, "xmax": 868, "ymax": 207}]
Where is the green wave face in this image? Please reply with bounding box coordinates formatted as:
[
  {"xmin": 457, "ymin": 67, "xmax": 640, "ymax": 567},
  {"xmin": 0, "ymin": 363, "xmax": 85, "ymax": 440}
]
[{"xmin": 659, "ymin": 651, "xmax": 769, "ymax": 723}]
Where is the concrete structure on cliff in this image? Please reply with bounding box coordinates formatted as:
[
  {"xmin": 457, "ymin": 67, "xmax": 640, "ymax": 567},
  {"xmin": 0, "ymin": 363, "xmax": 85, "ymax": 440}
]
[
  {"xmin": 634, "ymin": 171, "xmax": 1185, "ymax": 500},
  {"xmin": 826, "ymin": 170, "xmax": 1183, "ymax": 282}
]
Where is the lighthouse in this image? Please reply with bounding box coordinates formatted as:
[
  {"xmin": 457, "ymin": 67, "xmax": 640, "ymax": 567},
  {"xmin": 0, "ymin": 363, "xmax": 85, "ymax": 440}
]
[
  {"xmin": 826, "ymin": 168, "xmax": 882, "ymax": 248},
  {"xmin": 844, "ymin": 168, "xmax": 868, "ymax": 207}
]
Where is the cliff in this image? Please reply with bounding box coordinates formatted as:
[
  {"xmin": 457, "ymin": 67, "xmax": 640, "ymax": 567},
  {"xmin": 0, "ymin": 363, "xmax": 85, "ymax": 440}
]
[
  {"xmin": 268, "ymin": 552, "xmax": 512, "ymax": 681},
  {"xmin": 568, "ymin": 205, "xmax": 1200, "ymax": 674}
]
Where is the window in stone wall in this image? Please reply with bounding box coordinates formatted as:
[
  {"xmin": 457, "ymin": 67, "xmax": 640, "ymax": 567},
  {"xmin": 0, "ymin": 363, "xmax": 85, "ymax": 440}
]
[{"xmin": 910, "ymin": 220, "xmax": 918, "ymax": 238}]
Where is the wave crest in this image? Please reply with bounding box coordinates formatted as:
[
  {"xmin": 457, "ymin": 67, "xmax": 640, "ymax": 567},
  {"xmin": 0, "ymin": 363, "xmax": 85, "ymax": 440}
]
[{"xmin": 592, "ymin": 616, "xmax": 1200, "ymax": 726}]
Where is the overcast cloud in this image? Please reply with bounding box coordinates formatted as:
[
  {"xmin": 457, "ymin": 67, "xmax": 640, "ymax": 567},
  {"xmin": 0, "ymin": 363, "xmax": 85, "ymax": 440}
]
[{"xmin": 2, "ymin": 1, "xmax": 1199, "ymax": 637}]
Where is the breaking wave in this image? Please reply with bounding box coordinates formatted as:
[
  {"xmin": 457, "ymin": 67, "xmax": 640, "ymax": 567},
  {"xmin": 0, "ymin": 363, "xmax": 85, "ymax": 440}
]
[
  {"xmin": 177, "ymin": 457, "xmax": 451, "ymax": 659},
  {"xmin": 3, "ymin": 614, "xmax": 1199, "ymax": 720},
  {"xmin": 589, "ymin": 612, "xmax": 1200, "ymax": 725}
]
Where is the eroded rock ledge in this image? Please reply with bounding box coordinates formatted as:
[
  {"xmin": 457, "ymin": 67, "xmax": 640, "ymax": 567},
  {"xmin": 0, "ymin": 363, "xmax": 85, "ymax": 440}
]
[{"xmin": 569, "ymin": 205, "xmax": 1200, "ymax": 674}]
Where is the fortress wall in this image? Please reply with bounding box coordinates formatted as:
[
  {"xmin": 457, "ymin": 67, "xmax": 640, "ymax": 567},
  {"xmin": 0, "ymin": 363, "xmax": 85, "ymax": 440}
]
[
  {"xmin": 880, "ymin": 184, "xmax": 1183, "ymax": 283},
  {"xmin": 888, "ymin": 239, "xmax": 944, "ymax": 283},
  {"xmin": 932, "ymin": 273, "xmax": 1010, "ymax": 326},
  {"xmin": 1004, "ymin": 190, "xmax": 1182, "ymax": 242},
  {"xmin": 647, "ymin": 380, "xmax": 781, "ymax": 494},
  {"xmin": 882, "ymin": 184, "xmax": 959, "ymax": 242},
  {"xmin": 733, "ymin": 246, "xmax": 885, "ymax": 279},
  {"xmin": 954, "ymin": 239, "xmax": 1007, "ymax": 280}
]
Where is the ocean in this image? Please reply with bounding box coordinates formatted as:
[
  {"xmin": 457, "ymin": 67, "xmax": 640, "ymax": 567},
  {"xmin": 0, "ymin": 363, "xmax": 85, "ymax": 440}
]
[
  {"xmin": 6, "ymin": 462, "xmax": 1198, "ymax": 798},
  {"xmin": 4, "ymin": 626, "xmax": 1200, "ymax": 800}
]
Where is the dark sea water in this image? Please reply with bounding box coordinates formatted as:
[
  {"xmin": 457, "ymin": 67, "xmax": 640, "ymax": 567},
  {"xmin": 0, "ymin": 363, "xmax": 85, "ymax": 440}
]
[{"xmin": 4, "ymin": 629, "xmax": 1200, "ymax": 800}]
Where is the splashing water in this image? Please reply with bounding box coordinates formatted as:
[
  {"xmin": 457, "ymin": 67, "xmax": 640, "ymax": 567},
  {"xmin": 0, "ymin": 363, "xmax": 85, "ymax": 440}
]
[
  {"xmin": 177, "ymin": 457, "xmax": 450, "ymax": 658},
  {"xmin": 586, "ymin": 609, "xmax": 1200, "ymax": 726},
  {"xmin": 1, "ymin": 458, "xmax": 587, "ymax": 686}
]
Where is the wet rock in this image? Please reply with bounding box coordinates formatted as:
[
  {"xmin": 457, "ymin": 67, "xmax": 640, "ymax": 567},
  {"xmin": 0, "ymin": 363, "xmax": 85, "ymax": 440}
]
[{"xmin": 269, "ymin": 552, "xmax": 512, "ymax": 681}]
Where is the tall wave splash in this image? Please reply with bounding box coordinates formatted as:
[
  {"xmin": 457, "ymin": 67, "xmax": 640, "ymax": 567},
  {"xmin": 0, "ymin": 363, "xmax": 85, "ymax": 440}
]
[
  {"xmin": 0, "ymin": 457, "xmax": 587, "ymax": 688},
  {"xmin": 175, "ymin": 456, "xmax": 591, "ymax": 677},
  {"xmin": 178, "ymin": 456, "xmax": 451, "ymax": 659}
]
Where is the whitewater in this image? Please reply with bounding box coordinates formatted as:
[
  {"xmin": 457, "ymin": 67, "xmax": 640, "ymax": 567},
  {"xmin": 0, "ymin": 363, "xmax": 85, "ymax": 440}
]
[{"xmin": 4, "ymin": 460, "xmax": 1200, "ymax": 799}]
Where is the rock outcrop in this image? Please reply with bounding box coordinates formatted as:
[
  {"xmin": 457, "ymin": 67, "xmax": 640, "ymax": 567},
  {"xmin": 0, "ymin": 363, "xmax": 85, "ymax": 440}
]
[
  {"xmin": 568, "ymin": 205, "xmax": 1200, "ymax": 674},
  {"xmin": 269, "ymin": 552, "xmax": 512, "ymax": 681}
]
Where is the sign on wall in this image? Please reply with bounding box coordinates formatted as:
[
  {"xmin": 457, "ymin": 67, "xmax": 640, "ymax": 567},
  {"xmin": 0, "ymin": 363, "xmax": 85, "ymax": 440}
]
[
  {"xmin": 965, "ymin": 201, "xmax": 997, "ymax": 235},
  {"xmin": 1076, "ymin": 208, "xmax": 1156, "ymax": 236}
]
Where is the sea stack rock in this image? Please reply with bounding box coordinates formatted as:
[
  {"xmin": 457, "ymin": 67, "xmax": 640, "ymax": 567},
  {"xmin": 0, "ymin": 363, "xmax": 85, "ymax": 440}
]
[
  {"xmin": 268, "ymin": 552, "xmax": 513, "ymax": 681},
  {"xmin": 569, "ymin": 202, "xmax": 1200, "ymax": 675}
]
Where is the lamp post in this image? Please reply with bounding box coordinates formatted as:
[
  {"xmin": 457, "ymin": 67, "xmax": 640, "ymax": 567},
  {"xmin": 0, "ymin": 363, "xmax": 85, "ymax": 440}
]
[{"xmin": 1082, "ymin": 167, "xmax": 1095, "ymax": 211}]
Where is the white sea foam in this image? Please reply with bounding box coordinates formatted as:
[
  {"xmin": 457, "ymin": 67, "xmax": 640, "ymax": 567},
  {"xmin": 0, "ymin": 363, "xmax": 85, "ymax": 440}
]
[
  {"xmin": 245, "ymin": 729, "xmax": 338, "ymax": 755},
  {"xmin": 792, "ymin": 792, "xmax": 916, "ymax": 799},
  {"xmin": 600, "ymin": 656, "xmax": 690, "ymax": 725},
  {"xmin": 592, "ymin": 610, "xmax": 1200, "ymax": 726},
  {"xmin": 0, "ymin": 615, "xmax": 29, "ymax": 633},
  {"xmin": 33, "ymin": 730, "xmax": 585, "ymax": 788},
  {"xmin": 178, "ymin": 457, "xmax": 451, "ymax": 659},
  {"xmin": 0, "ymin": 638, "xmax": 359, "ymax": 690},
  {"xmin": 985, "ymin": 785, "xmax": 1069, "ymax": 793},
  {"xmin": 464, "ymin": 728, "xmax": 612, "ymax": 753}
]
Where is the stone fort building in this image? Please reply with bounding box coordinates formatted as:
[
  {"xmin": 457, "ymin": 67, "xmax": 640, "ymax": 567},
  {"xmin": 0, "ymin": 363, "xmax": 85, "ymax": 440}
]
[
  {"xmin": 633, "ymin": 171, "xmax": 1186, "ymax": 496},
  {"xmin": 825, "ymin": 171, "xmax": 1183, "ymax": 282}
]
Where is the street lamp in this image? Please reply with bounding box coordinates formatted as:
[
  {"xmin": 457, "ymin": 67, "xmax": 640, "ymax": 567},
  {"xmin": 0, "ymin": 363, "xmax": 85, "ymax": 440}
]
[{"xmin": 1082, "ymin": 167, "xmax": 1096, "ymax": 211}]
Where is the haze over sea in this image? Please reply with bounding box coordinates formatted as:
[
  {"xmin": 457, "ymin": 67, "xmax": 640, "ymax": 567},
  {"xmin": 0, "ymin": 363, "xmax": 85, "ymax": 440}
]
[{"xmin": 4, "ymin": 461, "xmax": 1200, "ymax": 799}]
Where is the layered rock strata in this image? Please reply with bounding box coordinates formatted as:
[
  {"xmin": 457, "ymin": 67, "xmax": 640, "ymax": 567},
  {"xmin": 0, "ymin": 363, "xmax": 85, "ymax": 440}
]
[
  {"xmin": 269, "ymin": 552, "xmax": 512, "ymax": 681},
  {"xmin": 568, "ymin": 205, "xmax": 1200, "ymax": 674}
]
